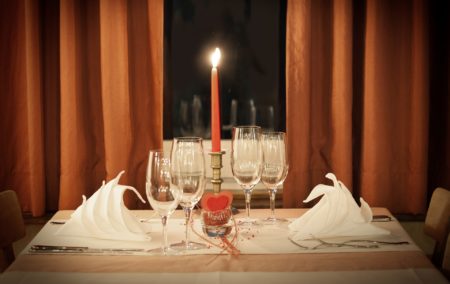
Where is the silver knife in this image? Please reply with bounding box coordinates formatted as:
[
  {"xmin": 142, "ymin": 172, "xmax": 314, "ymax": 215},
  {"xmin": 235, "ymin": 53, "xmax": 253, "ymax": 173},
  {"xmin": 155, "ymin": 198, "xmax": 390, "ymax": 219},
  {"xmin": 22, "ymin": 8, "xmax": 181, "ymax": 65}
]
[{"xmin": 29, "ymin": 245, "xmax": 145, "ymax": 254}]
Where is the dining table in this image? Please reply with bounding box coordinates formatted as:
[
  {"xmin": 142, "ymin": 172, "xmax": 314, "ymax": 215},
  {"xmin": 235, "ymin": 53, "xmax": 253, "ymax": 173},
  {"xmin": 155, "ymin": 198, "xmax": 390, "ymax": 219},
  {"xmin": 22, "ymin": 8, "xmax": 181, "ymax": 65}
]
[{"xmin": 0, "ymin": 208, "xmax": 447, "ymax": 284}]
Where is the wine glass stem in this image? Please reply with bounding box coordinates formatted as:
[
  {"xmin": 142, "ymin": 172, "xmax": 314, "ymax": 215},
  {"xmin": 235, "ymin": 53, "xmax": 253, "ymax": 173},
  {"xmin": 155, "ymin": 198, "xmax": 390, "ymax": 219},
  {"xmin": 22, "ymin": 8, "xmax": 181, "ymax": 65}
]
[
  {"xmin": 269, "ymin": 188, "xmax": 277, "ymax": 219},
  {"xmin": 244, "ymin": 190, "xmax": 252, "ymax": 219},
  {"xmin": 161, "ymin": 216, "xmax": 168, "ymax": 254},
  {"xmin": 183, "ymin": 207, "xmax": 192, "ymax": 249}
]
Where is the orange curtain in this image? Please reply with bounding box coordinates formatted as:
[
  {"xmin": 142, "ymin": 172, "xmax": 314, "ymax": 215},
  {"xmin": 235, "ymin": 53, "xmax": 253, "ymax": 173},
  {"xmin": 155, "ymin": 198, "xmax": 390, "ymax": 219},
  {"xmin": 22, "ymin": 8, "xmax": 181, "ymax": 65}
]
[
  {"xmin": 360, "ymin": 0, "xmax": 428, "ymax": 213},
  {"xmin": 284, "ymin": 0, "xmax": 354, "ymax": 209},
  {"xmin": 0, "ymin": 0, "xmax": 163, "ymax": 216},
  {"xmin": 1, "ymin": 0, "xmax": 449, "ymax": 216},
  {"xmin": 284, "ymin": 0, "xmax": 449, "ymax": 214},
  {"xmin": 0, "ymin": 0, "xmax": 45, "ymax": 216}
]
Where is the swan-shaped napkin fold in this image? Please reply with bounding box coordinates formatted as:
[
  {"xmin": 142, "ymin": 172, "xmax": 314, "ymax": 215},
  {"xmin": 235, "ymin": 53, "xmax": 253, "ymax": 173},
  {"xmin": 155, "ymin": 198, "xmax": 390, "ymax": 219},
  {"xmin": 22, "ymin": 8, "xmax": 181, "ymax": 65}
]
[
  {"xmin": 55, "ymin": 171, "xmax": 149, "ymax": 241},
  {"xmin": 289, "ymin": 173, "xmax": 389, "ymax": 240}
]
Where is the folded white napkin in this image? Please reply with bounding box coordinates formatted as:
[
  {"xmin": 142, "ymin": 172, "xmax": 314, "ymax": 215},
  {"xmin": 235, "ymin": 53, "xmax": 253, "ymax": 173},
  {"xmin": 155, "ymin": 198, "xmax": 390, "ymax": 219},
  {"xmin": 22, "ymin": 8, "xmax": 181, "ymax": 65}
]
[
  {"xmin": 56, "ymin": 171, "xmax": 149, "ymax": 241},
  {"xmin": 289, "ymin": 173, "xmax": 389, "ymax": 240}
]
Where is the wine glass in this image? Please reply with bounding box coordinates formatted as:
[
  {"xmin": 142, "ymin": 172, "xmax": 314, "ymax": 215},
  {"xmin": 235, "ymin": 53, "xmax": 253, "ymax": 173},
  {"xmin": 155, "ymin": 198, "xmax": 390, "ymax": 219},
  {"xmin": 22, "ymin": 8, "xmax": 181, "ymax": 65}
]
[
  {"xmin": 231, "ymin": 126, "xmax": 263, "ymax": 226},
  {"xmin": 261, "ymin": 132, "xmax": 289, "ymax": 224},
  {"xmin": 170, "ymin": 137, "xmax": 207, "ymax": 251},
  {"xmin": 145, "ymin": 150, "xmax": 182, "ymax": 255}
]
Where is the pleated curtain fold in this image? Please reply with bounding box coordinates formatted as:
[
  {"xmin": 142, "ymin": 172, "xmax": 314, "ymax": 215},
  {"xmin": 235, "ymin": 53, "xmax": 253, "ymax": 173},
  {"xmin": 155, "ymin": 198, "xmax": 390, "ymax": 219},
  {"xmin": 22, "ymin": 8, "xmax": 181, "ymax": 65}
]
[
  {"xmin": 0, "ymin": 0, "xmax": 163, "ymax": 215},
  {"xmin": 284, "ymin": 0, "xmax": 444, "ymax": 214}
]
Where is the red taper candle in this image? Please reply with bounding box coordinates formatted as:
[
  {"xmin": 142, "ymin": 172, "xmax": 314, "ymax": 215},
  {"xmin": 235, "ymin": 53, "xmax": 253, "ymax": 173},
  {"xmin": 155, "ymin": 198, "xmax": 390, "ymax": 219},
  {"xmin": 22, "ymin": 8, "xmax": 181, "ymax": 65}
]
[{"xmin": 210, "ymin": 48, "xmax": 221, "ymax": 152}]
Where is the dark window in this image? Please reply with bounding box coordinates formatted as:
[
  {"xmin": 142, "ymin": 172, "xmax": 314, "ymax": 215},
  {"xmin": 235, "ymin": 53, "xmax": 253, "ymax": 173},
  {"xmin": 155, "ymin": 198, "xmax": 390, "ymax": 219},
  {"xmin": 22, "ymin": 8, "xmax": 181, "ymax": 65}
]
[{"xmin": 164, "ymin": 0, "xmax": 286, "ymax": 139}]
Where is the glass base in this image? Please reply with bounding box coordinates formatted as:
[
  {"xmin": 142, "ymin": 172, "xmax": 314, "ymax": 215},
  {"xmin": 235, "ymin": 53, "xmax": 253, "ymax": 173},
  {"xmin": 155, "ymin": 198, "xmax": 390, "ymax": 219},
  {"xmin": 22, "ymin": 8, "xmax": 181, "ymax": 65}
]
[
  {"xmin": 262, "ymin": 217, "xmax": 289, "ymax": 226},
  {"xmin": 202, "ymin": 224, "xmax": 233, "ymax": 238},
  {"xmin": 147, "ymin": 246, "xmax": 180, "ymax": 256},
  {"xmin": 237, "ymin": 217, "xmax": 263, "ymax": 227},
  {"xmin": 171, "ymin": 240, "xmax": 207, "ymax": 251}
]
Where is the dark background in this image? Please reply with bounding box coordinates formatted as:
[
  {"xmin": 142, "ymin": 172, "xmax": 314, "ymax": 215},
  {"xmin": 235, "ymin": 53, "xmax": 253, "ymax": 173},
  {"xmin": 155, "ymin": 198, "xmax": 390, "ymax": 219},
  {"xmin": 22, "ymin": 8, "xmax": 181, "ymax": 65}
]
[{"xmin": 163, "ymin": 0, "xmax": 287, "ymax": 139}]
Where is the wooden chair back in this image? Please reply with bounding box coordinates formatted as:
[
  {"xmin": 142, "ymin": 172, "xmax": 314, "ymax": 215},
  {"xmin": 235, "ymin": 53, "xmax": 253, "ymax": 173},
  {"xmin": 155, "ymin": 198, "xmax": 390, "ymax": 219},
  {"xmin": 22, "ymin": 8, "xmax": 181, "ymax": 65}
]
[
  {"xmin": 0, "ymin": 190, "xmax": 26, "ymax": 272},
  {"xmin": 424, "ymin": 187, "xmax": 450, "ymax": 267}
]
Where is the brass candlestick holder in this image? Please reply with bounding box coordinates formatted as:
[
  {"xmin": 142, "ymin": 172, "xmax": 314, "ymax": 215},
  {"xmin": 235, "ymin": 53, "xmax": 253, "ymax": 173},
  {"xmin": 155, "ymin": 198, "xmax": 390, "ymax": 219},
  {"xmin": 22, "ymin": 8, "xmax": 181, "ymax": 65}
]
[{"xmin": 209, "ymin": 151, "xmax": 225, "ymax": 193}]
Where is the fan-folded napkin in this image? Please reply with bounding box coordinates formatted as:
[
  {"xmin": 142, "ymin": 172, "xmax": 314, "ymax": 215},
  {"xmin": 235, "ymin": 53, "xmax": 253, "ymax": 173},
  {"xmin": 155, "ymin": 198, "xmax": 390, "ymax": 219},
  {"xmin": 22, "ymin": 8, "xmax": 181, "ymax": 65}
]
[
  {"xmin": 56, "ymin": 171, "xmax": 149, "ymax": 241},
  {"xmin": 289, "ymin": 173, "xmax": 389, "ymax": 240}
]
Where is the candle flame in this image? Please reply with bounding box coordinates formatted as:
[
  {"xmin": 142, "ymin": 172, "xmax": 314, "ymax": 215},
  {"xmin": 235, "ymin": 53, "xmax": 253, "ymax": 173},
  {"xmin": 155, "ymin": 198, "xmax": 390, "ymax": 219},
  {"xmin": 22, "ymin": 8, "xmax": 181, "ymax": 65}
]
[{"xmin": 210, "ymin": 48, "xmax": 221, "ymax": 68}]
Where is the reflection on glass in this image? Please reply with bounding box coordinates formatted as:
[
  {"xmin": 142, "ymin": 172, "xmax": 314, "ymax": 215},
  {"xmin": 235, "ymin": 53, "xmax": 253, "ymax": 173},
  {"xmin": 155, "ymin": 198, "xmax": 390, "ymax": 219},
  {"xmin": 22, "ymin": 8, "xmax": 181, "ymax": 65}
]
[
  {"xmin": 170, "ymin": 137, "xmax": 207, "ymax": 251},
  {"xmin": 145, "ymin": 150, "xmax": 182, "ymax": 255},
  {"xmin": 261, "ymin": 132, "xmax": 289, "ymax": 224},
  {"xmin": 231, "ymin": 126, "xmax": 263, "ymax": 226}
]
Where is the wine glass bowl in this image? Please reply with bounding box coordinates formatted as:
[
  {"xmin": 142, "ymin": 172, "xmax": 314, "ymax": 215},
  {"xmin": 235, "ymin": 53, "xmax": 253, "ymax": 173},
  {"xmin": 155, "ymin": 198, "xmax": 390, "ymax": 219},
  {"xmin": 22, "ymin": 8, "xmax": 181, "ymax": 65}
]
[
  {"xmin": 261, "ymin": 131, "xmax": 289, "ymax": 224},
  {"xmin": 145, "ymin": 150, "xmax": 182, "ymax": 255},
  {"xmin": 231, "ymin": 126, "xmax": 263, "ymax": 225}
]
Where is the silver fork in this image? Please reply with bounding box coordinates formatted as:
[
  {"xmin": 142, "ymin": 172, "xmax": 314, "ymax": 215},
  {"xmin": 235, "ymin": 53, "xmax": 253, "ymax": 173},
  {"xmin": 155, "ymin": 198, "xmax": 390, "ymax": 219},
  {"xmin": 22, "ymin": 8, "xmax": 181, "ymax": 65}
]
[
  {"xmin": 288, "ymin": 237, "xmax": 379, "ymax": 250},
  {"xmin": 312, "ymin": 237, "xmax": 379, "ymax": 249}
]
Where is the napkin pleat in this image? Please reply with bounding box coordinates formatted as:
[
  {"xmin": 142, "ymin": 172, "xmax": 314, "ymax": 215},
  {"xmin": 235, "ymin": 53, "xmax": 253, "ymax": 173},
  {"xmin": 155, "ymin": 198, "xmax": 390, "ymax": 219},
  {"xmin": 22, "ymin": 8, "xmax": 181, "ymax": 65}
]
[
  {"xmin": 360, "ymin": 198, "xmax": 373, "ymax": 222},
  {"xmin": 56, "ymin": 171, "xmax": 150, "ymax": 241}
]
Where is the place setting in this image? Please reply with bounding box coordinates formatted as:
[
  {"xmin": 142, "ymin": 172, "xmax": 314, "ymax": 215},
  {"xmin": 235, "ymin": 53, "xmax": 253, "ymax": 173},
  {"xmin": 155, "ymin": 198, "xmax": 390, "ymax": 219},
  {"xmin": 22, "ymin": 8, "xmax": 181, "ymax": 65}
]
[{"xmin": 286, "ymin": 173, "xmax": 415, "ymax": 253}]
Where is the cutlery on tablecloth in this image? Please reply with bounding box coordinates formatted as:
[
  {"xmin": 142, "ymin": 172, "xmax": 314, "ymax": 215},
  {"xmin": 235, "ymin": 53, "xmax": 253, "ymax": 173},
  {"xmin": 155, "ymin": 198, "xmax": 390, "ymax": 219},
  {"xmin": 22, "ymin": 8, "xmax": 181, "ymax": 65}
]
[
  {"xmin": 342, "ymin": 239, "xmax": 409, "ymax": 245},
  {"xmin": 50, "ymin": 221, "xmax": 66, "ymax": 225},
  {"xmin": 289, "ymin": 237, "xmax": 410, "ymax": 250},
  {"xmin": 289, "ymin": 238, "xmax": 379, "ymax": 250},
  {"xmin": 29, "ymin": 245, "xmax": 146, "ymax": 254},
  {"xmin": 310, "ymin": 238, "xmax": 379, "ymax": 249},
  {"xmin": 371, "ymin": 215, "xmax": 393, "ymax": 222},
  {"xmin": 50, "ymin": 218, "xmax": 154, "ymax": 225}
]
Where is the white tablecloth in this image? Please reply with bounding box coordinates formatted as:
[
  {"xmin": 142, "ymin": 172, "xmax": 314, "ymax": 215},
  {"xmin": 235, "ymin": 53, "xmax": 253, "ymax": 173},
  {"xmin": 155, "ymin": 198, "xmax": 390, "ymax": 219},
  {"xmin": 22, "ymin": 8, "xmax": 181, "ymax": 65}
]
[
  {"xmin": 25, "ymin": 211, "xmax": 419, "ymax": 255},
  {"xmin": 0, "ymin": 208, "xmax": 447, "ymax": 284}
]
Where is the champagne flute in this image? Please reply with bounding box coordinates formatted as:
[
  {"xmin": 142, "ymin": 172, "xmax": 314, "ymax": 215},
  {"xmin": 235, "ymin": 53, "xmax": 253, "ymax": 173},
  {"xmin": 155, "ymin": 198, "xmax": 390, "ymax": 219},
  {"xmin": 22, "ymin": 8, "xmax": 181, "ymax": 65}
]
[
  {"xmin": 145, "ymin": 150, "xmax": 182, "ymax": 255},
  {"xmin": 231, "ymin": 126, "xmax": 263, "ymax": 226},
  {"xmin": 261, "ymin": 132, "xmax": 289, "ymax": 223},
  {"xmin": 170, "ymin": 137, "xmax": 207, "ymax": 251}
]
